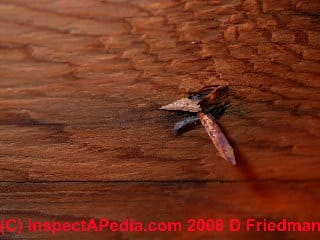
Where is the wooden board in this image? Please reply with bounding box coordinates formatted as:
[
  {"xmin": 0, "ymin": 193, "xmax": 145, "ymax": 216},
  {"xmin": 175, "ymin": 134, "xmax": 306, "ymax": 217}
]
[
  {"xmin": 0, "ymin": 182, "xmax": 320, "ymax": 239},
  {"xmin": 0, "ymin": 0, "xmax": 319, "ymax": 239}
]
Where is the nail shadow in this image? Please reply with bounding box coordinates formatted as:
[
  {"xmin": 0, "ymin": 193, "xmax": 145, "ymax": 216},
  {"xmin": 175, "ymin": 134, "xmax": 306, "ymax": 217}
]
[{"xmin": 232, "ymin": 143, "xmax": 272, "ymax": 197}]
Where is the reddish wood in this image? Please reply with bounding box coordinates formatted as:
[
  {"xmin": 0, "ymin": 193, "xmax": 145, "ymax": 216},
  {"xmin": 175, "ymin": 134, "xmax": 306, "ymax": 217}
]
[{"xmin": 0, "ymin": 0, "xmax": 319, "ymax": 239}]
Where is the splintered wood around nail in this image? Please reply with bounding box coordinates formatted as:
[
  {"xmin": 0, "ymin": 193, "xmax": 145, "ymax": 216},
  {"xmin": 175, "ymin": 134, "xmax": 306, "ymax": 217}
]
[{"xmin": 160, "ymin": 98, "xmax": 201, "ymax": 112}]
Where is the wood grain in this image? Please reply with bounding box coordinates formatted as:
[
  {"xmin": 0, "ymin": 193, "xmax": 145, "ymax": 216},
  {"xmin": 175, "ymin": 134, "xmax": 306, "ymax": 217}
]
[
  {"xmin": 0, "ymin": 0, "xmax": 319, "ymax": 239},
  {"xmin": 0, "ymin": 182, "xmax": 320, "ymax": 239}
]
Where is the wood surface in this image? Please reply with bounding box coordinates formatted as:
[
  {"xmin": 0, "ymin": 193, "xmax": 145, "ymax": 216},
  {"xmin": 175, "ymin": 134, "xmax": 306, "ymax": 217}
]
[{"xmin": 0, "ymin": 0, "xmax": 319, "ymax": 239}]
